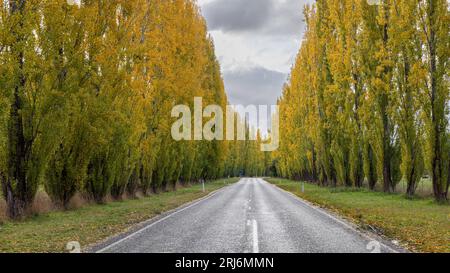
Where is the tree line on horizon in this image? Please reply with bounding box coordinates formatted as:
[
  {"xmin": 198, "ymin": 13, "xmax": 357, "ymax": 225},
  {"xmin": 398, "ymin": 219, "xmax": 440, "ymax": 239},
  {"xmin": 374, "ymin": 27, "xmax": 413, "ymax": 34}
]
[
  {"xmin": 275, "ymin": 0, "xmax": 449, "ymax": 202},
  {"xmin": 0, "ymin": 0, "xmax": 268, "ymax": 220}
]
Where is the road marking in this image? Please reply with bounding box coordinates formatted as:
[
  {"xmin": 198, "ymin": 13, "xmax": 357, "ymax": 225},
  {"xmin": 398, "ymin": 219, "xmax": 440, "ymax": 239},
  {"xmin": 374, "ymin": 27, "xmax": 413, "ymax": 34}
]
[
  {"xmin": 96, "ymin": 185, "xmax": 229, "ymax": 253},
  {"xmin": 252, "ymin": 220, "xmax": 259, "ymax": 253},
  {"xmin": 262, "ymin": 179, "xmax": 400, "ymax": 253}
]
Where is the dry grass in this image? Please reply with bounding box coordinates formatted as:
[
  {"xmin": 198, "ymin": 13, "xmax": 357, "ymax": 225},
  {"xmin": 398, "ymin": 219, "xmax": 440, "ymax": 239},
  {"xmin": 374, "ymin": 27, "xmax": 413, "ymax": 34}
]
[
  {"xmin": 134, "ymin": 190, "xmax": 145, "ymax": 199},
  {"xmin": 174, "ymin": 182, "xmax": 192, "ymax": 191},
  {"xmin": 267, "ymin": 178, "xmax": 450, "ymax": 253},
  {"xmin": 123, "ymin": 189, "xmax": 146, "ymax": 200},
  {"xmin": 0, "ymin": 182, "xmax": 203, "ymax": 222},
  {"xmin": 29, "ymin": 191, "xmax": 53, "ymax": 216},
  {"xmin": 103, "ymin": 194, "xmax": 114, "ymax": 204},
  {"xmin": 67, "ymin": 193, "xmax": 89, "ymax": 210},
  {"xmin": 0, "ymin": 178, "xmax": 239, "ymax": 252},
  {"xmin": 0, "ymin": 190, "xmax": 90, "ymax": 219}
]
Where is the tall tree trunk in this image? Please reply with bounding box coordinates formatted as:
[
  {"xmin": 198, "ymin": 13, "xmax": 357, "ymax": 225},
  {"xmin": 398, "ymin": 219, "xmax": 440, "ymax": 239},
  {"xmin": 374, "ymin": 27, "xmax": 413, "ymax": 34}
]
[
  {"xmin": 4, "ymin": 0, "xmax": 30, "ymax": 219},
  {"xmin": 380, "ymin": 2, "xmax": 394, "ymax": 193},
  {"xmin": 353, "ymin": 74, "xmax": 364, "ymax": 188},
  {"xmin": 312, "ymin": 146, "xmax": 318, "ymax": 182},
  {"xmin": 368, "ymin": 144, "xmax": 377, "ymax": 190},
  {"xmin": 428, "ymin": 0, "xmax": 447, "ymax": 202},
  {"xmin": 401, "ymin": 52, "xmax": 422, "ymax": 198},
  {"xmin": 381, "ymin": 95, "xmax": 393, "ymax": 193},
  {"xmin": 447, "ymin": 152, "xmax": 450, "ymax": 196},
  {"xmin": 406, "ymin": 165, "xmax": 417, "ymax": 198}
]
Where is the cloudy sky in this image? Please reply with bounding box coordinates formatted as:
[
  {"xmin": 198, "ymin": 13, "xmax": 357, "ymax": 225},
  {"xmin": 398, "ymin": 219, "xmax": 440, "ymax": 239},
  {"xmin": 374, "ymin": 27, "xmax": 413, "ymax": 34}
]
[{"xmin": 197, "ymin": 0, "xmax": 314, "ymax": 108}]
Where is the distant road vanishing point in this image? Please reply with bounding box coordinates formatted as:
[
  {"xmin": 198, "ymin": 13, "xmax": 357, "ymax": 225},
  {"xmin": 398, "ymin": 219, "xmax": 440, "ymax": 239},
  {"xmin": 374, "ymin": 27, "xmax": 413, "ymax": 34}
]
[{"xmin": 94, "ymin": 178, "xmax": 400, "ymax": 253}]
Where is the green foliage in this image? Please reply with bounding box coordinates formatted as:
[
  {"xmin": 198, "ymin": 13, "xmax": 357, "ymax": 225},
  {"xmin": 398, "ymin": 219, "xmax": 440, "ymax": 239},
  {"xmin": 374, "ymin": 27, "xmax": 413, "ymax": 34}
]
[
  {"xmin": 0, "ymin": 0, "xmax": 65, "ymax": 217},
  {"xmin": 0, "ymin": 0, "xmax": 243, "ymax": 217},
  {"xmin": 267, "ymin": 178, "xmax": 450, "ymax": 253},
  {"xmin": 0, "ymin": 178, "xmax": 239, "ymax": 252},
  {"xmin": 275, "ymin": 0, "xmax": 449, "ymax": 202}
]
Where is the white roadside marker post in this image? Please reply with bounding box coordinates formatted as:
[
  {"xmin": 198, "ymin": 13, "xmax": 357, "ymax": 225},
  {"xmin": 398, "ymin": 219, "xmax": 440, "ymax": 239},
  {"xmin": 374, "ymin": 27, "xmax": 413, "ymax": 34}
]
[{"xmin": 202, "ymin": 179, "xmax": 205, "ymax": 193}]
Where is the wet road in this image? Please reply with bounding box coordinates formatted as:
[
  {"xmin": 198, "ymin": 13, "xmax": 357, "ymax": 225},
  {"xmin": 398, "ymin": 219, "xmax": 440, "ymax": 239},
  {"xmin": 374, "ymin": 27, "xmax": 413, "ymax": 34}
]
[{"xmin": 96, "ymin": 178, "xmax": 396, "ymax": 253}]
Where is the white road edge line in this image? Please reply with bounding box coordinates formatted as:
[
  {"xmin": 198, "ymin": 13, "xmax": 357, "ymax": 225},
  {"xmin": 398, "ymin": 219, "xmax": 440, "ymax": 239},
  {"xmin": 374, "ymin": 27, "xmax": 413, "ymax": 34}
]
[
  {"xmin": 252, "ymin": 219, "xmax": 259, "ymax": 253},
  {"xmin": 262, "ymin": 179, "xmax": 399, "ymax": 253},
  {"xmin": 96, "ymin": 185, "xmax": 230, "ymax": 253}
]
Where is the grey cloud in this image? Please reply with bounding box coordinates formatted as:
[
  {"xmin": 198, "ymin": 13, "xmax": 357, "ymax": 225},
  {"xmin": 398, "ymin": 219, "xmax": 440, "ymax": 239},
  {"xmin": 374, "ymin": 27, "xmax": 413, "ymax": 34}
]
[
  {"xmin": 202, "ymin": 0, "xmax": 273, "ymax": 33},
  {"xmin": 202, "ymin": 0, "xmax": 308, "ymax": 36},
  {"xmin": 266, "ymin": 0, "xmax": 308, "ymax": 36},
  {"xmin": 224, "ymin": 66, "xmax": 286, "ymax": 106}
]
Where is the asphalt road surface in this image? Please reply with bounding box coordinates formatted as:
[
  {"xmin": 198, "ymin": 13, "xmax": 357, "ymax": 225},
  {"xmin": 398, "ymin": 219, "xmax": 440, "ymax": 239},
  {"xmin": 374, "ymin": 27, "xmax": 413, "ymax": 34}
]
[{"xmin": 96, "ymin": 178, "xmax": 398, "ymax": 253}]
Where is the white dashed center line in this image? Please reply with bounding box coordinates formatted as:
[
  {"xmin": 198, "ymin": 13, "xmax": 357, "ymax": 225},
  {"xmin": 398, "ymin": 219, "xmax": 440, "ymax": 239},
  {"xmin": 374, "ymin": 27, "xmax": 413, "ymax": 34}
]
[{"xmin": 252, "ymin": 219, "xmax": 259, "ymax": 253}]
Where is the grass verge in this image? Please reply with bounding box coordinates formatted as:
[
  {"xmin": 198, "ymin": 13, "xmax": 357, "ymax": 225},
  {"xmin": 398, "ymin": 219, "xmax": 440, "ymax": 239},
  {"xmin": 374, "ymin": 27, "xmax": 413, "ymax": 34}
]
[
  {"xmin": 266, "ymin": 178, "xmax": 450, "ymax": 253},
  {"xmin": 0, "ymin": 178, "xmax": 239, "ymax": 253}
]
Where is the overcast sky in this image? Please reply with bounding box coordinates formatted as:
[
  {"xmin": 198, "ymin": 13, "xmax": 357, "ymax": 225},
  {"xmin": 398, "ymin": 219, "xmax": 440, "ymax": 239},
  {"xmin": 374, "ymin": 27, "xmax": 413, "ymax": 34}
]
[{"xmin": 197, "ymin": 0, "xmax": 313, "ymax": 108}]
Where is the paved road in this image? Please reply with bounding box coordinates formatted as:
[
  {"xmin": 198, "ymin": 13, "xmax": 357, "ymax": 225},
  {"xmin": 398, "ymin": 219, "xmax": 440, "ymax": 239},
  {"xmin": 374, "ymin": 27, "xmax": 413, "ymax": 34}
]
[{"xmin": 96, "ymin": 178, "xmax": 397, "ymax": 253}]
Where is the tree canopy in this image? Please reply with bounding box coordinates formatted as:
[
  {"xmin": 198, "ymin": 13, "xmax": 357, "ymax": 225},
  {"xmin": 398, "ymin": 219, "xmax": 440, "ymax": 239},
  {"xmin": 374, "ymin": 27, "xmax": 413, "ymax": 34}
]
[
  {"xmin": 274, "ymin": 0, "xmax": 449, "ymax": 202},
  {"xmin": 0, "ymin": 0, "xmax": 266, "ymax": 218}
]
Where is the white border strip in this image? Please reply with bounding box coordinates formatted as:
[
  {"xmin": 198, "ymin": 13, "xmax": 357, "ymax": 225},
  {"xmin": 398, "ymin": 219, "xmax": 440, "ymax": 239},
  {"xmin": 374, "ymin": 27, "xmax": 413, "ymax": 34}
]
[
  {"xmin": 96, "ymin": 184, "xmax": 232, "ymax": 253},
  {"xmin": 263, "ymin": 179, "xmax": 400, "ymax": 253}
]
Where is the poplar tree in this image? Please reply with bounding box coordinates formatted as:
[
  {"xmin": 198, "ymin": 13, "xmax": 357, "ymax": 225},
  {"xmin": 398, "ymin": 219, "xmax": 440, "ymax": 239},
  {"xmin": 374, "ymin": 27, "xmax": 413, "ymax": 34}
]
[
  {"xmin": 276, "ymin": 0, "xmax": 448, "ymax": 202},
  {"xmin": 417, "ymin": 0, "xmax": 449, "ymax": 201},
  {"xmin": 390, "ymin": 0, "xmax": 426, "ymax": 197},
  {"xmin": 0, "ymin": 0, "xmax": 61, "ymax": 218}
]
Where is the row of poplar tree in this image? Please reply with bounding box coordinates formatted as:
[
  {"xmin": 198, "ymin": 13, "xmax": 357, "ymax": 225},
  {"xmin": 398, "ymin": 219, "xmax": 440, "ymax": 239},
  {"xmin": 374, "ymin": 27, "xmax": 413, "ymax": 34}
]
[
  {"xmin": 0, "ymin": 0, "xmax": 265, "ymax": 219},
  {"xmin": 275, "ymin": 0, "xmax": 449, "ymax": 202}
]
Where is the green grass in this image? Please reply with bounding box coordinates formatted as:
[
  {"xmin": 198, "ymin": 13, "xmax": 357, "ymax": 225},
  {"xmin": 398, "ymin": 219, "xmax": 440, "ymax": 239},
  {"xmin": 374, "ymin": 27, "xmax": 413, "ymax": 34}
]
[
  {"xmin": 266, "ymin": 178, "xmax": 450, "ymax": 253},
  {"xmin": 0, "ymin": 178, "xmax": 239, "ymax": 253}
]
